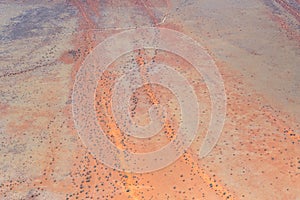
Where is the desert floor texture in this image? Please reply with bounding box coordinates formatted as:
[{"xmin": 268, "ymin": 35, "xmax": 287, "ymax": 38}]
[{"xmin": 0, "ymin": 0, "xmax": 299, "ymax": 200}]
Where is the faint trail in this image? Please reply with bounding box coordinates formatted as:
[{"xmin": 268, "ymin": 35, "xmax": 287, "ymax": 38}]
[
  {"xmin": 71, "ymin": 0, "xmax": 95, "ymax": 29},
  {"xmin": 140, "ymin": 0, "xmax": 159, "ymax": 25},
  {"xmin": 0, "ymin": 61, "xmax": 57, "ymax": 78}
]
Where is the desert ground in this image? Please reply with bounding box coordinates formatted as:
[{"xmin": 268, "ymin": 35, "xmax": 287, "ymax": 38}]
[{"xmin": 0, "ymin": 0, "xmax": 299, "ymax": 199}]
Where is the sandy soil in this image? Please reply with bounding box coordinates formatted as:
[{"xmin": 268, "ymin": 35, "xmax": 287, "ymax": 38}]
[{"xmin": 0, "ymin": 0, "xmax": 299, "ymax": 199}]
